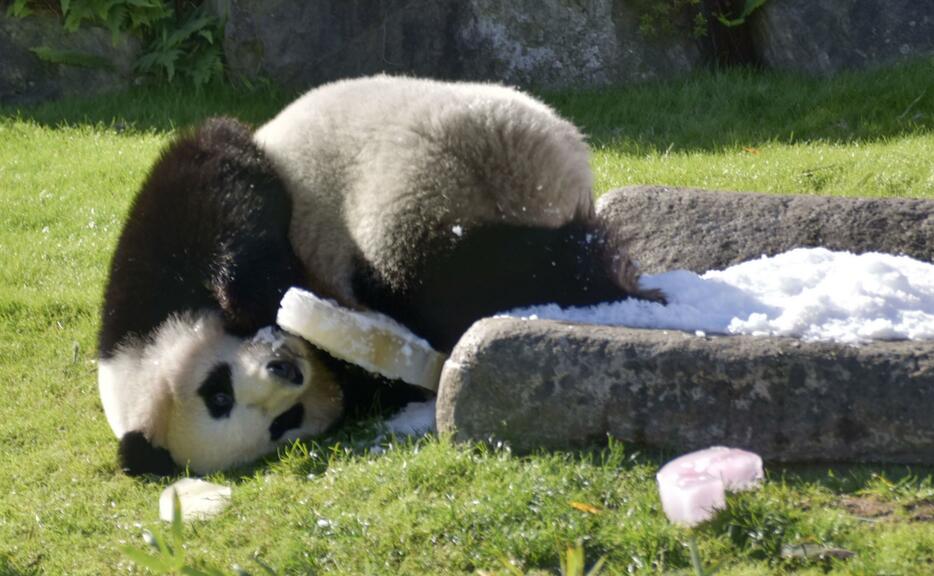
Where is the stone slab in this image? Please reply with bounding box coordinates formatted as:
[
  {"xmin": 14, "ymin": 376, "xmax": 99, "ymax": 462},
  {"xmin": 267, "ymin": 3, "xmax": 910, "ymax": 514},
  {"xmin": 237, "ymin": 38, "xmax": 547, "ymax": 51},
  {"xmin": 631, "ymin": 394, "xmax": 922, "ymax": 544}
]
[
  {"xmin": 437, "ymin": 318, "xmax": 934, "ymax": 463},
  {"xmin": 597, "ymin": 186, "xmax": 933, "ymax": 274}
]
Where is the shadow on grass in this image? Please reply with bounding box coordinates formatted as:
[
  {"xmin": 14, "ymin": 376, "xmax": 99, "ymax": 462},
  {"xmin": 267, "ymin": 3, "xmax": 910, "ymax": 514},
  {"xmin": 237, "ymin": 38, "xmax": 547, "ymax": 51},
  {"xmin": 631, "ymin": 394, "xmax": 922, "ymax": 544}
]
[
  {"xmin": 114, "ymin": 424, "xmax": 934, "ymax": 508},
  {"xmin": 3, "ymin": 60, "xmax": 932, "ymax": 150},
  {"xmin": 0, "ymin": 555, "xmax": 40, "ymax": 576},
  {"xmin": 540, "ymin": 59, "xmax": 934, "ymax": 153},
  {"xmin": 0, "ymin": 81, "xmax": 297, "ymax": 134},
  {"xmin": 775, "ymin": 462, "xmax": 934, "ymax": 495},
  {"xmin": 544, "ymin": 440, "xmax": 934, "ymax": 493}
]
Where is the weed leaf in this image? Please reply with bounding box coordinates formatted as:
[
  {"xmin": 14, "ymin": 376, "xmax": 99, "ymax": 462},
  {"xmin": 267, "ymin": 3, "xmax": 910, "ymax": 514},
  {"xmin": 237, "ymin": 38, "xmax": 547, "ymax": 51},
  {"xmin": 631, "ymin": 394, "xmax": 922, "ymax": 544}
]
[{"xmin": 121, "ymin": 546, "xmax": 173, "ymax": 571}]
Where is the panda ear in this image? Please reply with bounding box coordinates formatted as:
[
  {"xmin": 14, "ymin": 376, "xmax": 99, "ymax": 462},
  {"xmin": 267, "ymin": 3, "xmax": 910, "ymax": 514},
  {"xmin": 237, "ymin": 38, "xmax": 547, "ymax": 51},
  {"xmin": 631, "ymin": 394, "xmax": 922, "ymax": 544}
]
[{"xmin": 118, "ymin": 431, "xmax": 179, "ymax": 477}]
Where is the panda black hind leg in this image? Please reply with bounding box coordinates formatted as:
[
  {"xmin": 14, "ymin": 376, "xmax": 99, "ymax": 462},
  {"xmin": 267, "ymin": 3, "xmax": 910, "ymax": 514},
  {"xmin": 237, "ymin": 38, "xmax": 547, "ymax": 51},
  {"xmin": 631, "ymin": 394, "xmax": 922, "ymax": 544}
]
[{"xmin": 351, "ymin": 216, "xmax": 663, "ymax": 353}]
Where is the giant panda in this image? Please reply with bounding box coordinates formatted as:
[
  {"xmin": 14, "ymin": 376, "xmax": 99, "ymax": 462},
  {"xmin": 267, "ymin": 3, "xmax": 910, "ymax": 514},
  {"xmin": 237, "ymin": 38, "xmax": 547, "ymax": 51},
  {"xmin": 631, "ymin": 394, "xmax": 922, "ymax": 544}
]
[{"xmin": 98, "ymin": 75, "xmax": 661, "ymax": 476}]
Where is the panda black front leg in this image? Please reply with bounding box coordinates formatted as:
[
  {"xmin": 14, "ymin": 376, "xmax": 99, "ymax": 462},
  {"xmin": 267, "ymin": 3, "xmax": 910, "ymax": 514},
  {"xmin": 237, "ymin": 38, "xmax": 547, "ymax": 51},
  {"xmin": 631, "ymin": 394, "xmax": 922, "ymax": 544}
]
[{"xmin": 118, "ymin": 431, "xmax": 178, "ymax": 477}]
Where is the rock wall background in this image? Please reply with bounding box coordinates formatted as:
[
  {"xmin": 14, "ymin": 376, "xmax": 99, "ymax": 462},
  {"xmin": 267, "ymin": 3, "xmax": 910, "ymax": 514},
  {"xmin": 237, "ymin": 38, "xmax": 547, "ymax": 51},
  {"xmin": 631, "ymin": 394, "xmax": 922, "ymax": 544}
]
[
  {"xmin": 2, "ymin": 0, "xmax": 933, "ymax": 104},
  {"xmin": 0, "ymin": 10, "xmax": 138, "ymax": 105},
  {"xmin": 213, "ymin": 0, "xmax": 933, "ymax": 91},
  {"xmin": 751, "ymin": 0, "xmax": 934, "ymax": 75},
  {"xmin": 215, "ymin": 0, "xmax": 702, "ymax": 90}
]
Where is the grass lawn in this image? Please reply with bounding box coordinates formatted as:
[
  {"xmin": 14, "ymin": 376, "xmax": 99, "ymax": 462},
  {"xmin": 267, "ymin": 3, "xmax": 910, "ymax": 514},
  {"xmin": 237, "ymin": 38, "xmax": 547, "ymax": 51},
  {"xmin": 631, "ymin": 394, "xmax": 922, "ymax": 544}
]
[{"xmin": 0, "ymin": 60, "xmax": 933, "ymax": 575}]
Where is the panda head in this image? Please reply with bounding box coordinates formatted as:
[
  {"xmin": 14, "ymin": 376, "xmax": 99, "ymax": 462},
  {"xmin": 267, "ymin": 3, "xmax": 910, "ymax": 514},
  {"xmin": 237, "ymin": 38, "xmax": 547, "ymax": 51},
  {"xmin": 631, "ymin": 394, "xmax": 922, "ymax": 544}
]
[{"xmin": 98, "ymin": 312, "xmax": 343, "ymax": 476}]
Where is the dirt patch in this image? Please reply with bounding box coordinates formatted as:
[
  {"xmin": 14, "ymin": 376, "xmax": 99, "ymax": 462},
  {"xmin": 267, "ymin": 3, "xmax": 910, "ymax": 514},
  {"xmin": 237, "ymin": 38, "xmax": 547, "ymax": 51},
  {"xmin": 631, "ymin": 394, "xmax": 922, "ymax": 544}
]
[
  {"xmin": 841, "ymin": 495, "xmax": 895, "ymax": 519},
  {"xmin": 906, "ymin": 500, "xmax": 934, "ymax": 523},
  {"xmin": 841, "ymin": 496, "xmax": 934, "ymax": 523}
]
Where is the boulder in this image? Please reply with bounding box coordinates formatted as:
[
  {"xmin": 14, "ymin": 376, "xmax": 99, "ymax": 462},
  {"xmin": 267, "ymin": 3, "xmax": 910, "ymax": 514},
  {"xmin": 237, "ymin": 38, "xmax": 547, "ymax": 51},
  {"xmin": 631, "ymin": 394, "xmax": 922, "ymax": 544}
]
[
  {"xmin": 0, "ymin": 12, "xmax": 139, "ymax": 106},
  {"xmin": 218, "ymin": 0, "xmax": 703, "ymax": 90},
  {"xmin": 597, "ymin": 185, "xmax": 934, "ymax": 274},
  {"xmin": 749, "ymin": 0, "xmax": 934, "ymax": 75},
  {"xmin": 437, "ymin": 318, "xmax": 934, "ymax": 463}
]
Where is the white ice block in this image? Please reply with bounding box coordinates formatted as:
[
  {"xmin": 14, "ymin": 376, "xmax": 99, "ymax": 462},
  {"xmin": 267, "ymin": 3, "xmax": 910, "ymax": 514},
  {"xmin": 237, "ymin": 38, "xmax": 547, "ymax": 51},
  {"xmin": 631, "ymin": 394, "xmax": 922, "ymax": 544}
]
[
  {"xmin": 159, "ymin": 478, "xmax": 231, "ymax": 523},
  {"xmin": 276, "ymin": 288, "xmax": 447, "ymax": 390}
]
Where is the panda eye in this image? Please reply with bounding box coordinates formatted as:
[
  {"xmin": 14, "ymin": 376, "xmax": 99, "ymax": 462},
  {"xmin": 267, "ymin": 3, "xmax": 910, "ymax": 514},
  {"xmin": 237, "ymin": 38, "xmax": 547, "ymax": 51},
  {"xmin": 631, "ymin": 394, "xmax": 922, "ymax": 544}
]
[
  {"xmin": 197, "ymin": 364, "xmax": 235, "ymax": 419},
  {"xmin": 266, "ymin": 359, "xmax": 303, "ymax": 386}
]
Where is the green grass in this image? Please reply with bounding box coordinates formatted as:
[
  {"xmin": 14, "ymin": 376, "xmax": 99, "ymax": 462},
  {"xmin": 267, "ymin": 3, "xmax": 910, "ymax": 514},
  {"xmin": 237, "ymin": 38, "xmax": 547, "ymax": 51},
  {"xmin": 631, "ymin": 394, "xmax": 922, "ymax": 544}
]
[{"xmin": 1, "ymin": 60, "xmax": 933, "ymax": 575}]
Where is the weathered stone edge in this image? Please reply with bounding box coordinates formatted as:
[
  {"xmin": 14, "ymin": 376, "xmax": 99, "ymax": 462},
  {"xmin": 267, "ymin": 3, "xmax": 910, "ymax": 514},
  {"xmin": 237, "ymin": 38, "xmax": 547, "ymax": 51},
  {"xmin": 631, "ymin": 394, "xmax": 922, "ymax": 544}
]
[
  {"xmin": 597, "ymin": 185, "xmax": 934, "ymax": 275},
  {"xmin": 437, "ymin": 317, "xmax": 934, "ymax": 463}
]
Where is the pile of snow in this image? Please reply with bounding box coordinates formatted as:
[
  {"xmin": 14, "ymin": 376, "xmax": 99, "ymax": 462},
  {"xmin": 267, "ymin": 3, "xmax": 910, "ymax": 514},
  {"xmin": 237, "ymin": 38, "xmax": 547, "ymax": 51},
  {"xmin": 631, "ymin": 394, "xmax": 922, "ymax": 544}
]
[
  {"xmin": 507, "ymin": 248, "xmax": 934, "ymax": 344},
  {"xmin": 375, "ymin": 248, "xmax": 932, "ymax": 441}
]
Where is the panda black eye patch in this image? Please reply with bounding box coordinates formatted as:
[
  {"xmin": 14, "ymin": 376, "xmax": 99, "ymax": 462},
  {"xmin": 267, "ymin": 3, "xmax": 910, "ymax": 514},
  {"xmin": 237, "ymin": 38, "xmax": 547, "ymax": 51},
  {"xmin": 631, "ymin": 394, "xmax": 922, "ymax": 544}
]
[
  {"xmin": 269, "ymin": 403, "xmax": 304, "ymax": 441},
  {"xmin": 197, "ymin": 364, "xmax": 235, "ymax": 419}
]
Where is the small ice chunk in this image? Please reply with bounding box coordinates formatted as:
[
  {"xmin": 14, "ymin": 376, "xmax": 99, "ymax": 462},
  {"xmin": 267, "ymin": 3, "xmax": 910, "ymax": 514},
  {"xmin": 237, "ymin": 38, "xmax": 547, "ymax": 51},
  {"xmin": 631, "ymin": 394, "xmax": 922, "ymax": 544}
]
[
  {"xmin": 159, "ymin": 478, "xmax": 231, "ymax": 522},
  {"xmin": 656, "ymin": 447, "xmax": 763, "ymax": 527},
  {"xmin": 252, "ymin": 326, "xmax": 285, "ymax": 351}
]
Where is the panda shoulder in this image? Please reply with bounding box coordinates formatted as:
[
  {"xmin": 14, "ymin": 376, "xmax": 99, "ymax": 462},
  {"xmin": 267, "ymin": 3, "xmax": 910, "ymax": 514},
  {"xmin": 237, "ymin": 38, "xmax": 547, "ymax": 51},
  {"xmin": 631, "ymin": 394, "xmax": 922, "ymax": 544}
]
[
  {"xmin": 253, "ymin": 76, "xmax": 593, "ymax": 224},
  {"xmin": 254, "ymin": 75, "xmax": 583, "ymax": 153}
]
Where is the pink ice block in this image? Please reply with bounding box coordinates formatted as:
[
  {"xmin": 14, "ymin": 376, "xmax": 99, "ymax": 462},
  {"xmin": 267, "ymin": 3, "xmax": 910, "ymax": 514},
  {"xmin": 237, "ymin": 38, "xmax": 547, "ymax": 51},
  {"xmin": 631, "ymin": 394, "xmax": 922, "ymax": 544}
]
[
  {"xmin": 656, "ymin": 447, "xmax": 764, "ymax": 527},
  {"xmin": 657, "ymin": 471, "xmax": 727, "ymax": 527}
]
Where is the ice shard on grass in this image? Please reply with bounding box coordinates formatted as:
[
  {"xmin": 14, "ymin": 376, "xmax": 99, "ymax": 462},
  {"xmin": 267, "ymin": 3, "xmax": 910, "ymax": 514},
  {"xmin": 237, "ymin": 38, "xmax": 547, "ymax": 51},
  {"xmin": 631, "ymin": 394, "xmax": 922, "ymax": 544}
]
[
  {"xmin": 656, "ymin": 446, "xmax": 764, "ymax": 527},
  {"xmin": 158, "ymin": 478, "xmax": 231, "ymax": 522}
]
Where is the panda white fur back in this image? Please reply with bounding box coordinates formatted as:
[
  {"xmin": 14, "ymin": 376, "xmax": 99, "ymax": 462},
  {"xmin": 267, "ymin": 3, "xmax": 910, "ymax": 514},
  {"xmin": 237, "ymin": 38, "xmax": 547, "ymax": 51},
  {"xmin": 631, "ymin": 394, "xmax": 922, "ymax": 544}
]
[
  {"xmin": 98, "ymin": 75, "xmax": 659, "ymax": 476},
  {"xmin": 254, "ymin": 76, "xmax": 594, "ymax": 306}
]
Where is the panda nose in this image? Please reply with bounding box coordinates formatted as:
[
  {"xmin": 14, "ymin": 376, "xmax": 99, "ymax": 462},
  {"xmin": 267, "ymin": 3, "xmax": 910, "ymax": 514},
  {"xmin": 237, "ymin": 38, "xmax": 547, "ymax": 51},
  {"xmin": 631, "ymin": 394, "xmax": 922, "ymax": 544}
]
[{"xmin": 266, "ymin": 360, "xmax": 304, "ymax": 386}]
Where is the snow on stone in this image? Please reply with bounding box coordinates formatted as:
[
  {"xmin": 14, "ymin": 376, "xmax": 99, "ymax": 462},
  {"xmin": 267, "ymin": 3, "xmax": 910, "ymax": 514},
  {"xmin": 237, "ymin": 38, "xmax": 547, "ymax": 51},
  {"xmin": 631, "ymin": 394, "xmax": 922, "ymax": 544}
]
[{"xmin": 506, "ymin": 248, "xmax": 934, "ymax": 344}]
